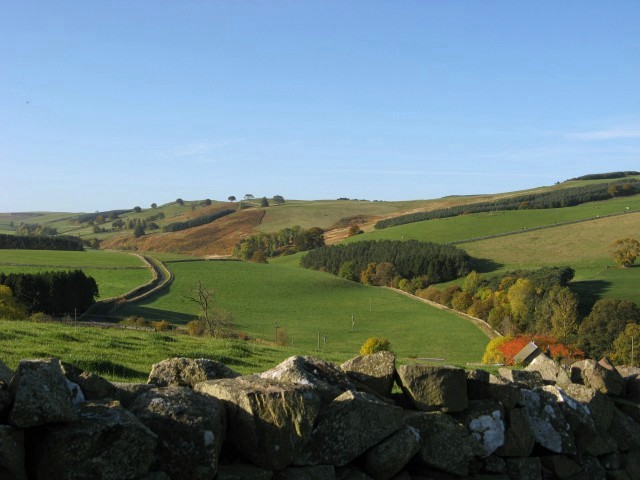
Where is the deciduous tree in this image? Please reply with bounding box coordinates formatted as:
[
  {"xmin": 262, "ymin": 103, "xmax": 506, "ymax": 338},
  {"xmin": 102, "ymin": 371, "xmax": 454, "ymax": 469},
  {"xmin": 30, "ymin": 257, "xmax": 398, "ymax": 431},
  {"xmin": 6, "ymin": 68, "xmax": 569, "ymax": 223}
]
[{"xmin": 610, "ymin": 237, "xmax": 640, "ymax": 267}]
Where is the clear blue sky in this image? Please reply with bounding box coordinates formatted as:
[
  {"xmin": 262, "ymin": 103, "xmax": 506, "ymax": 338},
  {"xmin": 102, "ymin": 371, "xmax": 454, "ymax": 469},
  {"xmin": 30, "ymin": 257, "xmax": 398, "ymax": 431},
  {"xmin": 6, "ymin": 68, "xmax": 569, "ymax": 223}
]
[{"xmin": 2, "ymin": 1, "xmax": 639, "ymax": 212}]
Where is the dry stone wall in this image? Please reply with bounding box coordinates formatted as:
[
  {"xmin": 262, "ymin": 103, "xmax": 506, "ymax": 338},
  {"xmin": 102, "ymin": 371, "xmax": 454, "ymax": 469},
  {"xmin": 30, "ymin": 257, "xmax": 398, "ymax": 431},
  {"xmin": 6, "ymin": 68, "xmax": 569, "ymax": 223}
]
[{"xmin": 2, "ymin": 352, "xmax": 640, "ymax": 479}]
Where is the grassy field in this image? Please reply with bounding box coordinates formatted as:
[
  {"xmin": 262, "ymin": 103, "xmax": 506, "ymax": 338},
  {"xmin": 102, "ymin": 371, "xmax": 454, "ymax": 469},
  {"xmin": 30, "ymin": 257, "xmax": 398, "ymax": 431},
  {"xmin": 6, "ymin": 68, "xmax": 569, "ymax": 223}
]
[
  {"xmin": 0, "ymin": 320, "xmax": 307, "ymax": 382},
  {"xmin": 347, "ymin": 195, "xmax": 640, "ymax": 245},
  {"xmin": 0, "ymin": 249, "xmax": 152, "ymax": 299},
  {"xmin": 118, "ymin": 259, "xmax": 489, "ymax": 365}
]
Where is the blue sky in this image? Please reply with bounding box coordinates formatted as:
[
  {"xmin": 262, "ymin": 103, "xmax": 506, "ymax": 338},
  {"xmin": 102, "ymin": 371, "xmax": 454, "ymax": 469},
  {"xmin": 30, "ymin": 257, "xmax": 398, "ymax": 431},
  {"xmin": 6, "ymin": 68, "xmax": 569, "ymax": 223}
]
[{"xmin": 2, "ymin": 1, "xmax": 639, "ymax": 212}]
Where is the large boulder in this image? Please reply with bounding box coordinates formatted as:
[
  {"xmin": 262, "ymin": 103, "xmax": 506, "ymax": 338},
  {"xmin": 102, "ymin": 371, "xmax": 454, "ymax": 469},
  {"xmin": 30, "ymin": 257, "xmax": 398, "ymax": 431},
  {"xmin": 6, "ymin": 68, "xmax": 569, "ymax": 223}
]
[
  {"xmin": 340, "ymin": 351, "xmax": 396, "ymax": 397},
  {"xmin": 61, "ymin": 362, "xmax": 118, "ymax": 400},
  {"xmin": 623, "ymin": 373, "xmax": 640, "ymax": 402},
  {"xmin": 570, "ymin": 359, "xmax": 624, "ymax": 396},
  {"xmin": 541, "ymin": 455, "xmax": 584, "ymax": 479},
  {"xmin": 29, "ymin": 400, "xmax": 157, "ymax": 480},
  {"xmin": 396, "ymin": 364, "xmax": 468, "ymax": 413},
  {"xmin": 147, "ymin": 357, "xmax": 239, "ymax": 388},
  {"xmin": 195, "ymin": 375, "xmax": 322, "ymax": 470},
  {"xmin": 130, "ymin": 386, "xmax": 227, "ymax": 480},
  {"xmin": 520, "ymin": 389, "xmax": 576, "ymax": 454},
  {"xmin": 110, "ymin": 382, "xmax": 155, "ymax": 408},
  {"xmin": 405, "ymin": 411, "xmax": 482, "ymax": 476},
  {"xmin": 556, "ymin": 384, "xmax": 616, "ymax": 455},
  {"xmin": 259, "ymin": 356, "xmax": 355, "ymax": 403},
  {"xmin": 0, "ymin": 425, "xmax": 26, "ymax": 480},
  {"xmin": 524, "ymin": 353, "xmax": 571, "ymax": 386},
  {"xmin": 495, "ymin": 407, "xmax": 535, "ymax": 458},
  {"xmin": 467, "ymin": 375, "xmax": 522, "ymax": 410},
  {"xmin": 363, "ymin": 426, "xmax": 421, "ymax": 480},
  {"xmin": 457, "ymin": 400, "xmax": 505, "ymax": 456},
  {"xmin": 608, "ymin": 408, "xmax": 640, "ymax": 452},
  {"xmin": 8, "ymin": 358, "xmax": 78, "ymax": 428},
  {"xmin": 295, "ymin": 390, "xmax": 404, "ymax": 467},
  {"xmin": 498, "ymin": 368, "xmax": 545, "ymax": 389}
]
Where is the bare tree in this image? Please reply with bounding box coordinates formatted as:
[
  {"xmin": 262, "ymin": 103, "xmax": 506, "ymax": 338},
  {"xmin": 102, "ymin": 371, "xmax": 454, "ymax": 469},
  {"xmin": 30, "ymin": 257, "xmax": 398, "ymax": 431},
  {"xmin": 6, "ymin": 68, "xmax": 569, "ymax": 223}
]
[{"xmin": 185, "ymin": 281, "xmax": 232, "ymax": 337}]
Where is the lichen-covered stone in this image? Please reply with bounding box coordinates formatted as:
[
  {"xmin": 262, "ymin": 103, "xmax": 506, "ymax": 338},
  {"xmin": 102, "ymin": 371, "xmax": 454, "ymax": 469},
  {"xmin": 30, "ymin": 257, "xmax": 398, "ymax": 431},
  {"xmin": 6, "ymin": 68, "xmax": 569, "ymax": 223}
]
[
  {"xmin": 467, "ymin": 376, "xmax": 522, "ymax": 410},
  {"xmin": 8, "ymin": 358, "xmax": 78, "ymax": 427},
  {"xmin": 498, "ymin": 368, "xmax": 544, "ymax": 389},
  {"xmin": 520, "ymin": 389, "xmax": 576, "ymax": 454},
  {"xmin": 524, "ymin": 353, "xmax": 571, "ymax": 386},
  {"xmin": 396, "ymin": 364, "xmax": 468, "ymax": 413},
  {"xmin": 148, "ymin": 357, "xmax": 239, "ymax": 388},
  {"xmin": 340, "ymin": 351, "xmax": 395, "ymax": 397},
  {"xmin": 130, "ymin": 386, "xmax": 226, "ymax": 480},
  {"xmin": 61, "ymin": 361, "xmax": 118, "ymax": 400},
  {"xmin": 295, "ymin": 390, "xmax": 403, "ymax": 467},
  {"xmin": 406, "ymin": 411, "xmax": 482, "ymax": 476},
  {"xmin": 458, "ymin": 400, "xmax": 505, "ymax": 456},
  {"xmin": 110, "ymin": 382, "xmax": 155, "ymax": 408},
  {"xmin": 0, "ymin": 425, "xmax": 26, "ymax": 480},
  {"xmin": 363, "ymin": 426, "xmax": 420, "ymax": 480},
  {"xmin": 608, "ymin": 408, "xmax": 640, "ymax": 451},
  {"xmin": 196, "ymin": 375, "xmax": 322, "ymax": 470},
  {"xmin": 495, "ymin": 407, "xmax": 535, "ymax": 458},
  {"xmin": 570, "ymin": 359, "xmax": 624, "ymax": 396},
  {"xmin": 30, "ymin": 400, "xmax": 157, "ymax": 480},
  {"xmin": 260, "ymin": 356, "xmax": 355, "ymax": 403}
]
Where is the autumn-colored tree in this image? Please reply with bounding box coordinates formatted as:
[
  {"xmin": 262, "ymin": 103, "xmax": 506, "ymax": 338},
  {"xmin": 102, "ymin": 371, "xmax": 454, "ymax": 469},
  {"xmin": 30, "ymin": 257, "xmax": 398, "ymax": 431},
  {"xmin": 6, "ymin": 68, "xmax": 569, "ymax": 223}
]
[
  {"xmin": 610, "ymin": 237, "xmax": 640, "ymax": 267},
  {"xmin": 462, "ymin": 270, "xmax": 482, "ymax": 296},
  {"xmin": 482, "ymin": 336, "xmax": 511, "ymax": 364},
  {"xmin": 0, "ymin": 285, "xmax": 26, "ymax": 319},
  {"xmin": 507, "ymin": 278, "xmax": 536, "ymax": 333},
  {"xmin": 360, "ymin": 262, "xmax": 378, "ymax": 285},
  {"xmin": 544, "ymin": 286, "xmax": 579, "ymax": 342},
  {"xmin": 359, "ymin": 337, "xmax": 392, "ymax": 355},
  {"xmin": 612, "ymin": 323, "xmax": 640, "ymax": 366}
]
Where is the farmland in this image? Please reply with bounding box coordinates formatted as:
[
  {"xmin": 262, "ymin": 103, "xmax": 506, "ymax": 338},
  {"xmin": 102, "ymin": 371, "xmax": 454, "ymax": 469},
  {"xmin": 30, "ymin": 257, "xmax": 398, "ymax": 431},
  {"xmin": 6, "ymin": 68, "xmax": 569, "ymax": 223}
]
[{"xmin": 0, "ymin": 249, "xmax": 152, "ymax": 299}]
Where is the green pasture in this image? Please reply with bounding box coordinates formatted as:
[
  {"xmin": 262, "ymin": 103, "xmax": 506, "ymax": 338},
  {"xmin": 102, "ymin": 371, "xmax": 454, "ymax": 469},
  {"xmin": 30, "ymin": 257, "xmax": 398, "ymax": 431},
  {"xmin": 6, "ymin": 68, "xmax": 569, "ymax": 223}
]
[
  {"xmin": 348, "ymin": 195, "xmax": 640, "ymax": 245},
  {"xmin": 458, "ymin": 212, "xmax": 640, "ymax": 308},
  {"xmin": 0, "ymin": 320, "xmax": 306, "ymax": 382},
  {"xmin": 0, "ymin": 249, "xmax": 152, "ymax": 299},
  {"xmin": 119, "ymin": 260, "xmax": 489, "ymax": 365}
]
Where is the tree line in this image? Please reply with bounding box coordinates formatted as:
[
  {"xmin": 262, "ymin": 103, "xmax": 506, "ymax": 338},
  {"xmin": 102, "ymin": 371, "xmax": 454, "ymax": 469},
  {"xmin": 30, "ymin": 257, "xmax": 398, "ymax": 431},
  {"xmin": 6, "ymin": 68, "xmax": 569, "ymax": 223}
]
[
  {"xmin": 76, "ymin": 209, "xmax": 132, "ymax": 225},
  {"xmin": 0, "ymin": 270, "xmax": 98, "ymax": 316},
  {"xmin": 565, "ymin": 171, "xmax": 640, "ymax": 181},
  {"xmin": 162, "ymin": 209, "xmax": 235, "ymax": 233},
  {"xmin": 233, "ymin": 226, "xmax": 325, "ymax": 262},
  {"xmin": 375, "ymin": 179, "xmax": 640, "ymax": 229},
  {"xmin": 418, "ymin": 267, "xmax": 640, "ymax": 362},
  {"xmin": 300, "ymin": 240, "xmax": 471, "ymax": 285},
  {"xmin": 0, "ymin": 233, "xmax": 84, "ymax": 251}
]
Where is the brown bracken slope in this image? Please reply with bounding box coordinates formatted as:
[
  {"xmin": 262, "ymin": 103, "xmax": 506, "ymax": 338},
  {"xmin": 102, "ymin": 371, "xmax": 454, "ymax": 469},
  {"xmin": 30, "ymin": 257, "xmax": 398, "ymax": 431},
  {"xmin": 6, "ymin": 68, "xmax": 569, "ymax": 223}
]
[{"xmin": 100, "ymin": 209, "xmax": 265, "ymax": 256}]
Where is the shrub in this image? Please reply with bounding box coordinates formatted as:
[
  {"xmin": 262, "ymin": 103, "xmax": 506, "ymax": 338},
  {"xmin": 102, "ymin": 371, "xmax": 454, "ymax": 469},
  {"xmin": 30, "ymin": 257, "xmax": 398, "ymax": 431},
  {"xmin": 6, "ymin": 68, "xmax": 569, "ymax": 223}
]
[
  {"xmin": 153, "ymin": 320, "xmax": 174, "ymax": 332},
  {"xmin": 482, "ymin": 336, "xmax": 511, "ymax": 364},
  {"xmin": 359, "ymin": 337, "xmax": 392, "ymax": 355},
  {"xmin": 119, "ymin": 316, "xmax": 152, "ymax": 328},
  {"xmin": 187, "ymin": 319, "xmax": 206, "ymax": 336}
]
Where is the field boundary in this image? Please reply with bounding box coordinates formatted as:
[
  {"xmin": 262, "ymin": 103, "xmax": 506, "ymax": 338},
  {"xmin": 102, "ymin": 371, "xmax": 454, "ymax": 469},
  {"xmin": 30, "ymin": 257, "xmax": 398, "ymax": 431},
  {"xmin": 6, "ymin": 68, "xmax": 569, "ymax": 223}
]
[
  {"xmin": 80, "ymin": 254, "xmax": 174, "ymax": 321},
  {"xmin": 383, "ymin": 286, "xmax": 501, "ymax": 339},
  {"xmin": 451, "ymin": 209, "xmax": 639, "ymax": 245}
]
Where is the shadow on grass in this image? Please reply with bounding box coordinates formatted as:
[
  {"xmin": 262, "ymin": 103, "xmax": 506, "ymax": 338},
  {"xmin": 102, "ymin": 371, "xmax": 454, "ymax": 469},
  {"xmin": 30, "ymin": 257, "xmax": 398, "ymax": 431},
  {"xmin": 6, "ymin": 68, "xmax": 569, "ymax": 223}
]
[
  {"xmin": 119, "ymin": 306, "xmax": 194, "ymax": 325},
  {"xmin": 71, "ymin": 359, "xmax": 147, "ymax": 379},
  {"xmin": 469, "ymin": 257, "xmax": 504, "ymax": 274},
  {"xmin": 571, "ymin": 280, "xmax": 611, "ymax": 316}
]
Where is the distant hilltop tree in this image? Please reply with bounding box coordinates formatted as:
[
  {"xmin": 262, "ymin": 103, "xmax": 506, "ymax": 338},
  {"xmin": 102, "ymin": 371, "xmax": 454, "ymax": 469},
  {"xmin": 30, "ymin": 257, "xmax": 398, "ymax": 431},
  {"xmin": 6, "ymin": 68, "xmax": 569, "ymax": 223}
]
[
  {"xmin": 176, "ymin": 198, "xmax": 185, "ymax": 206},
  {"xmin": 260, "ymin": 197, "xmax": 270, "ymax": 207},
  {"xmin": 244, "ymin": 194, "xmax": 254, "ymax": 200},
  {"xmin": 273, "ymin": 195, "xmax": 285, "ymax": 205},
  {"xmin": 228, "ymin": 196, "xmax": 236, "ymax": 202},
  {"xmin": 133, "ymin": 206, "xmax": 142, "ymax": 213},
  {"xmin": 151, "ymin": 203, "xmax": 157, "ymax": 209}
]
